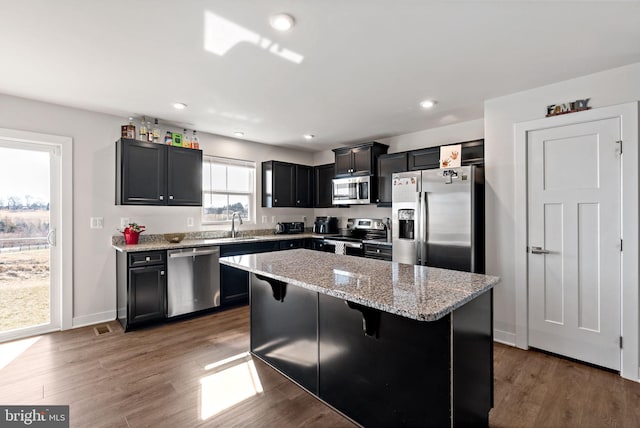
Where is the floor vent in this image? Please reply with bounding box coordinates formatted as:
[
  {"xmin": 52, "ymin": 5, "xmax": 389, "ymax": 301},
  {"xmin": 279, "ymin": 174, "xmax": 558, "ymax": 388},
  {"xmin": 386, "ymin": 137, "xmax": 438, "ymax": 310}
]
[{"xmin": 94, "ymin": 324, "xmax": 112, "ymax": 336}]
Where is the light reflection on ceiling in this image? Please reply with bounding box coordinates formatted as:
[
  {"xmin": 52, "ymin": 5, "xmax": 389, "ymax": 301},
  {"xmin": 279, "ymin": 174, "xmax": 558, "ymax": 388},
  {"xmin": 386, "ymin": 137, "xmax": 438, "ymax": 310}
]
[{"xmin": 204, "ymin": 11, "xmax": 304, "ymax": 64}]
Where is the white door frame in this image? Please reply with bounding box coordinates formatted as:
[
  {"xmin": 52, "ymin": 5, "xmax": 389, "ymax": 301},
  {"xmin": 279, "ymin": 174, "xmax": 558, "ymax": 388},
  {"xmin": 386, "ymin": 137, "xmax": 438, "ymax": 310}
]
[
  {"xmin": 514, "ymin": 102, "xmax": 639, "ymax": 381},
  {"xmin": 0, "ymin": 127, "xmax": 73, "ymax": 332}
]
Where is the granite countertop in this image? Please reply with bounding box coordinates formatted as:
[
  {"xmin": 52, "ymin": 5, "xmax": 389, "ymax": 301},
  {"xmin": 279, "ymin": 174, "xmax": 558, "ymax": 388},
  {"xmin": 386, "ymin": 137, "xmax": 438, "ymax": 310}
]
[
  {"xmin": 112, "ymin": 233, "xmax": 318, "ymax": 252},
  {"xmin": 220, "ymin": 249, "xmax": 499, "ymax": 322}
]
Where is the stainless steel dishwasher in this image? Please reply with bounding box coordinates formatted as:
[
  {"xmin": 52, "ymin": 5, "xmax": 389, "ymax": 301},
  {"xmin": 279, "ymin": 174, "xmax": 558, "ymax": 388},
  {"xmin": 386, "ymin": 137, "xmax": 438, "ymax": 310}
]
[{"xmin": 166, "ymin": 246, "xmax": 220, "ymax": 317}]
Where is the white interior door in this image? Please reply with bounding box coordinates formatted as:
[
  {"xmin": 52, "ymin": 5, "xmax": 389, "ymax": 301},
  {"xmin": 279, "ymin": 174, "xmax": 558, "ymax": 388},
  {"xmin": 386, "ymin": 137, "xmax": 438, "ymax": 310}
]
[{"xmin": 527, "ymin": 117, "xmax": 621, "ymax": 370}]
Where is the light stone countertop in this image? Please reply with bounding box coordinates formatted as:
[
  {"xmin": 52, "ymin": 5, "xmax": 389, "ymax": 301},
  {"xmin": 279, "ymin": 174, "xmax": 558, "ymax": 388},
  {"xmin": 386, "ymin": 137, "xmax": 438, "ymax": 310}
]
[
  {"xmin": 220, "ymin": 249, "xmax": 499, "ymax": 322},
  {"xmin": 112, "ymin": 233, "xmax": 322, "ymax": 252}
]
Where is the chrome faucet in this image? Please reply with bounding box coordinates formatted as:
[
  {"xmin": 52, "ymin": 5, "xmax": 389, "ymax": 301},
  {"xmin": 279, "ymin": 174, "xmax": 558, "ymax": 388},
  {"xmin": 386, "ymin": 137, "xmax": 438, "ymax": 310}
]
[{"xmin": 231, "ymin": 212, "xmax": 243, "ymax": 238}]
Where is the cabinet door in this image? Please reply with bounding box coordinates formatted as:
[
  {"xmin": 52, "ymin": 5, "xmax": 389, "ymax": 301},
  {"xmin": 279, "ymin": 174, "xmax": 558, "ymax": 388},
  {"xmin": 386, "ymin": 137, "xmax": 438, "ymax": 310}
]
[
  {"xmin": 220, "ymin": 264, "xmax": 249, "ymax": 305},
  {"xmin": 376, "ymin": 152, "xmax": 408, "ymax": 205},
  {"xmin": 250, "ymin": 274, "xmax": 318, "ymax": 394},
  {"xmin": 120, "ymin": 140, "xmax": 167, "ymax": 205},
  {"xmin": 408, "ymin": 147, "xmax": 439, "ymax": 171},
  {"xmin": 334, "ymin": 150, "xmax": 353, "ymax": 177},
  {"xmin": 272, "ymin": 162, "xmax": 296, "ymax": 207},
  {"xmin": 351, "ymin": 146, "xmax": 373, "ymax": 176},
  {"xmin": 279, "ymin": 239, "xmax": 305, "ymax": 250},
  {"xmin": 295, "ymin": 164, "xmax": 313, "ymax": 207},
  {"xmin": 128, "ymin": 265, "xmax": 166, "ymax": 325},
  {"xmin": 314, "ymin": 163, "xmax": 334, "ymax": 208},
  {"xmin": 167, "ymin": 146, "xmax": 203, "ymax": 206},
  {"xmin": 461, "ymin": 139, "xmax": 484, "ymax": 165}
]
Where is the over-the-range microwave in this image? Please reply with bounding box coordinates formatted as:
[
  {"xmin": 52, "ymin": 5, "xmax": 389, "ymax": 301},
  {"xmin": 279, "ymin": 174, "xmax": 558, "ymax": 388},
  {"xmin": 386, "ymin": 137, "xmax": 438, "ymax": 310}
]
[{"xmin": 332, "ymin": 175, "xmax": 372, "ymax": 205}]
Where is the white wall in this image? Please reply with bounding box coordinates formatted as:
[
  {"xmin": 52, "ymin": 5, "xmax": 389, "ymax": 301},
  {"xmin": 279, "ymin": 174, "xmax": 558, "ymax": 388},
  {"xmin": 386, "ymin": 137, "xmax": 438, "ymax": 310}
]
[
  {"xmin": 484, "ymin": 62, "xmax": 640, "ymax": 344},
  {"xmin": 0, "ymin": 93, "xmax": 314, "ymax": 326}
]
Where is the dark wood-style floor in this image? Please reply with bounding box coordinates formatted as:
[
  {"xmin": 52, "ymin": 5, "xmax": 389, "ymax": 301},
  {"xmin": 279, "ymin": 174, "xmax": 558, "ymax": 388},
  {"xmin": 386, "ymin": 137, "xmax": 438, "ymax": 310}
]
[{"xmin": 1, "ymin": 307, "xmax": 639, "ymax": 427}]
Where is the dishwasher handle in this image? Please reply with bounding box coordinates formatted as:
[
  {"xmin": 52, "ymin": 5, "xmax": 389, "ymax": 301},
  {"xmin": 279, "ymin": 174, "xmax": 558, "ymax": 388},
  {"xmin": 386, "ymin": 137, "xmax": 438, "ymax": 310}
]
[{"xmin": 168, "ymin": 248, "xmax": 220, "ymax": 258}]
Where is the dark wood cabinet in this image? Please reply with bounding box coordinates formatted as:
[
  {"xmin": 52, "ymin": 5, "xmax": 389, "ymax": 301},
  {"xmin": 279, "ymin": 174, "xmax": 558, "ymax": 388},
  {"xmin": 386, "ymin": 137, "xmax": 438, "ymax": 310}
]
[
  {"xmin": 262, "ymin": 161, "xmax": 313, "ymax": 208},
  {"xmin": 408, "ymin": 146, "xmax": 440, "ymax": 171},
  {"xmin": 220, "ymin": 241, "xmax": 280, "ymax": 306},
  {"xmin": 117, "ymin": 250, "xmax": 166, "ymax": 331},
  {"xmin": 375, "ymin": 152, "xmax": 408, "ymax": 206},
  {"xmin": 251, "ymin": 274, "xmax": 319, "ymax": 394},
  {"xmin": 333, "ymin": 142, "xmax": 388, "ymax": 177},
  {"xmin": 313, "ymin": 163, "xmax": 334, "ymax": 208},
  {"xmin": 166, "ymin": 145, "xmax": 203, "ymax": 205},
  {"xmin": 295, "ymin": 164, "xmax": 313, "ymax": 207},
  {"xmin": 461, "ymin": 139, "xmax": 485, "ymax": 165},
  {"xmin": 220, "ymin": 264, "xmax": 249, "ymax": 306},
  {"xmin": 116, "ymin": 138, "xmax": 202, "ymax": 206}
]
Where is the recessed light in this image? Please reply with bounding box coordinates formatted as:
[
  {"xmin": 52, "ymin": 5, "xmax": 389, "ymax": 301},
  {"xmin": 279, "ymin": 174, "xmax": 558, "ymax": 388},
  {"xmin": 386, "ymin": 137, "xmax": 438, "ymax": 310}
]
[
  {"xmin": 303, "ymin": 134, "xmax": 315, "ymax": 140},
  {"xmin": 173, "ymin": 102, "xmax": 187, "ymax": 110},
  {"xmin": 234, "ymin": 131, "xmax": 245, "ymax": 138},
  {"xmin": 269, "ymin": 13, "xmax": 295, "ymax": 31},
  {"xmin": 420, "ymin": 99, "xmax": 436, "ymax": 109}
]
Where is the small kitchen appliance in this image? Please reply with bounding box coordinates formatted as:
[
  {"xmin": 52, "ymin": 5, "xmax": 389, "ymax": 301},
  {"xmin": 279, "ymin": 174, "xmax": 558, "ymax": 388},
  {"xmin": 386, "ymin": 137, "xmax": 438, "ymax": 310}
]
[
  {"xmin": 275, "ymin": 221, "xmax": 305, "ymax": 234},
  {"xmin": 313, "ymin": 216, "xmax": 339, "ymax": 234}
]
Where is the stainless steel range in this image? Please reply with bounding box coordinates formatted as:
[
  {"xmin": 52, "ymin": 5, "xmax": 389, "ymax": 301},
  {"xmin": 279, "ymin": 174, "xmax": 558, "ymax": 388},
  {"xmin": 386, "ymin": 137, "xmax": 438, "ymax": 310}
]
[{"xmin": 323, "ymin": 218, "xmax": 387, "ymax": 256}]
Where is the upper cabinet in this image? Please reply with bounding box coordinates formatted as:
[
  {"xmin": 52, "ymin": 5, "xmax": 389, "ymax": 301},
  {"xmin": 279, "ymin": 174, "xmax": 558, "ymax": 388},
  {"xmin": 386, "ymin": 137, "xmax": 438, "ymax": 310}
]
[
  {"xmin": 408, "ymin": 147, "xmax": 439, "ymax": 171},
  {"xmin": 332, "ymin": 142, "xmax": 388, "ymax": 177},
  {"xmin": 314, "ymin": 163, "xmax": 335, "ymax": 208},
  {"xmin": 116, "ymin": 139, "xmax": 202, "ymax": 206},
  {"xmin": 262, "ymin": 161, "xmax": 313, "ymax": 208},
  {"xmin": 375, "ymin": 152, "xmax": 408, "ymax": 206}
]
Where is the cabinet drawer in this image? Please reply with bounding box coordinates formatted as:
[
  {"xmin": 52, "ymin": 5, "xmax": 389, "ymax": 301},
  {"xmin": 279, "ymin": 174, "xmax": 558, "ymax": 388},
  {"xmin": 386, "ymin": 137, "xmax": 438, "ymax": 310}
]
[
  {"xmin": 279, "ymin": 239, "xmax": 305, "ymax": 250},
  {"xmin": 364, "ymin": 244, "xmax": 392, "ymax": 261},
  {"xmin": 128, "ymin": 251, "xmax": 166, "ymax": 267}
]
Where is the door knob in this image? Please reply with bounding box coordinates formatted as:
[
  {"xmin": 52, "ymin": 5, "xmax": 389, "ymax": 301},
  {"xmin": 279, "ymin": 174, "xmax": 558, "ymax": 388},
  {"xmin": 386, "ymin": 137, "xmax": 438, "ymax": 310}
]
[{"xmin": 530, "ymin": 246, "xmax": 551, "ymax": 254}]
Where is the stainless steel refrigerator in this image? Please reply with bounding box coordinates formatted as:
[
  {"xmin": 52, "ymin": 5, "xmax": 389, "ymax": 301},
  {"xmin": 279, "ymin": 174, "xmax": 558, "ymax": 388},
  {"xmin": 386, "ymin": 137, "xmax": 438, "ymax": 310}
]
[{"xmin": 391, "ymin": 166, "xmax": 484, "ymax": 273}]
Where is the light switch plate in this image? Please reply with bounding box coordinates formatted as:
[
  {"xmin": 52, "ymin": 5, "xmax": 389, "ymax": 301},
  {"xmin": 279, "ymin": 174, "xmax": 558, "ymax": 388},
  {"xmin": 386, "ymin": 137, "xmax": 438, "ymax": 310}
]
[
  {"xmin": 261, "ymin": 215, "xmax": 268, "ymax": 224},
  {"xmin": 90, "ymin": 217, "xmax": 104, "ymax": 229},
  {"xmin": 271, "ymin": 216, "xmax": 277, "ymax": 223},
  {"xmin": 302, "ymin": 216, "xmax": 307, "ymax": 222},
  {"xmin": 187, "ymin": 217, "xmax": 194, "ymax": 227}
]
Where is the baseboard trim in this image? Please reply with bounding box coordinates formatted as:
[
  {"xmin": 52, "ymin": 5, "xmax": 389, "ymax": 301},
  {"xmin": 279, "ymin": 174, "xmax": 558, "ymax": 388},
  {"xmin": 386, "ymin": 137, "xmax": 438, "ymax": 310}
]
[
  {"xmin": 494, "ymin": 329, "xmax": 516, "ymax": 347},
  {"xmin": 72, "ymin": 311, "xmax": 116, "ymax": 329}
]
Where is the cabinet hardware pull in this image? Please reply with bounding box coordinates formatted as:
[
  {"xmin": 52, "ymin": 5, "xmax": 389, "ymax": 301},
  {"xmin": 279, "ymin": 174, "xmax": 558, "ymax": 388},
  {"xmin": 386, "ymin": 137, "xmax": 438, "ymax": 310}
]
[
  {"xmin": 160, "ymin": 271, "xmax": 165, "ymax": 276},
  {"xmin": 159, "ymin": 195, "xmax": 164, "ymax": 200},
  {"xmin": 530, "ymin": 246, "xmax": 551, "ymax": 254},
  {"xmin": 145, "ymin": 257, "xmax": 150, "ymax": 261},
  {"xmin": 169, "ymin": 195, "xmax": 174, "ymax": 200}
]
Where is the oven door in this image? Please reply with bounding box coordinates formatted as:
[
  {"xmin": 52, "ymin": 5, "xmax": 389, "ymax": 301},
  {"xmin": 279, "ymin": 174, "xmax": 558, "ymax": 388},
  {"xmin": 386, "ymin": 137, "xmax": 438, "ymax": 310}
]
[{"xmin": 332, "ymin": 176, "xmax": 371, "ymax": 205}]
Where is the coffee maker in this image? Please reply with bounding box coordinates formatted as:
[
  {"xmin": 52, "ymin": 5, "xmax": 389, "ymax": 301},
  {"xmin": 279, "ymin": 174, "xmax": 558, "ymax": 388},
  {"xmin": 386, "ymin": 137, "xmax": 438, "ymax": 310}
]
[{"xmin": 313, "ymin": 216, "xmax": 338, "ymax": 234}]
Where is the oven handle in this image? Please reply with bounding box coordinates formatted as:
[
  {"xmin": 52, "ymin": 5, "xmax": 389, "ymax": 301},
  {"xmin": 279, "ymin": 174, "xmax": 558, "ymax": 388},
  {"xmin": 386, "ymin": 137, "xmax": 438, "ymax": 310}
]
[{"xmin": 323, "ymin": 239, "xmax": 363, "ymax": 249}]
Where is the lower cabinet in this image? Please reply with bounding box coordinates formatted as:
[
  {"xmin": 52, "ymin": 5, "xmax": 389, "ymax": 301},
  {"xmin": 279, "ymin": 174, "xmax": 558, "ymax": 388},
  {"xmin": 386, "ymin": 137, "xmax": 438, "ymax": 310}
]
[
  {"xmin": 117, "ymin": 250, "xmax": 166, "ymax": 331},
  {"xmin": 250, "ymin": 274, "xmax": 319, "ymax": 393},
  {"xmin": 220, "ymin": 264, "xmax": 249, "ymax": 306}
]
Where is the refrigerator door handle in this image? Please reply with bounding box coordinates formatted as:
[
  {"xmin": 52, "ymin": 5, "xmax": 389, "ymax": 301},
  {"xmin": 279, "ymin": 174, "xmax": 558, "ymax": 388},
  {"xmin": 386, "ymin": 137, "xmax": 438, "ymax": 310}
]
[
  {"xmin": 416, "ymin": 191, "xmax": 422, "ymax": 264},
  {"xmin": 420, "ymin": 190, "xmax": 428, "ymax": 265}
]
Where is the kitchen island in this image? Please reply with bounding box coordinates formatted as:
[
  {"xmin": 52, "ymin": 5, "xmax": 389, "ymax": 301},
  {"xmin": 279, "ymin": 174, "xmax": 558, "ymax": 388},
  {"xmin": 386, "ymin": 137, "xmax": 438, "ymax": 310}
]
[{"xmin": 220, "ymin": 249, "xmax": 500, "ymax": 427}]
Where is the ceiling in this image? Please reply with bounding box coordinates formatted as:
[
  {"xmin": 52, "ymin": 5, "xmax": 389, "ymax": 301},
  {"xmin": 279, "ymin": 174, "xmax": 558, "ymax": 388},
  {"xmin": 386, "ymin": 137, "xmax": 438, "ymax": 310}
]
[{"xmin": 1, "ymin": 1, "xmax": 639, "ymax": 152}]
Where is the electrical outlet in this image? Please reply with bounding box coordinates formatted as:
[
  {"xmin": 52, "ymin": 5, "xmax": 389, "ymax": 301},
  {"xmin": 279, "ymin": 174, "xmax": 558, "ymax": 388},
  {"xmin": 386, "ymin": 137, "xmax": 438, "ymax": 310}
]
[
  {"xmin": 90, "ymin": 217, "xmax": 104, "ymax": 229},
  {"xmin": 261, "ymin": 215, "xmax": 268, "ymax": 224},
  {"xmin": 120, "ymin": 217, "xmax": 130, "ymax": 229},
  {"xmin": 302, "ymin": 216, "xmax": 307, "ymax": 222},
  {"xmin": 187, "ymin": 217, "xmax": 194, "ymax": 227},
  {"xmin": 271, "ymin": 216, "xmax": 277, "ymax": 223}
]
